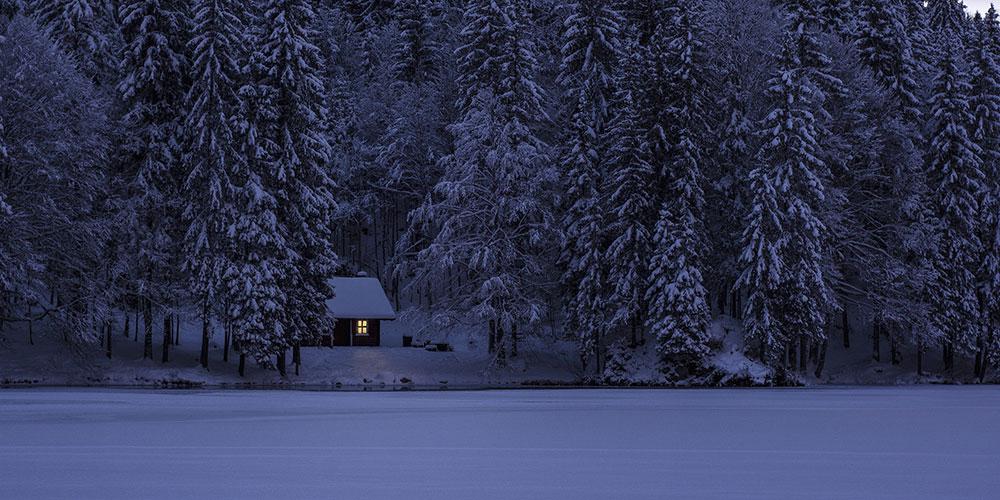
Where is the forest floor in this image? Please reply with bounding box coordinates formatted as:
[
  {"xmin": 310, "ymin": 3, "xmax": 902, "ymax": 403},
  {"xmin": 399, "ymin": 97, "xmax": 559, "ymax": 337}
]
[
  {"xmin": 0, "ymin": 314, "xmax": 990, "ymax": 387},
  {"xmin": 0, "ymin": 316, "xmax": 583, "ymax": 387},
  {"xmin": 1, "ymin": 387, "xmax": 999, "ymax": 499}
]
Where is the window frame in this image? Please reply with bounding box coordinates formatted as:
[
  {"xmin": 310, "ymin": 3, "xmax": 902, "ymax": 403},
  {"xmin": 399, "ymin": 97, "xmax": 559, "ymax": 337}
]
[{"xmin": 354, "ymin": 319, "xmax": 369, "ymax": 336}]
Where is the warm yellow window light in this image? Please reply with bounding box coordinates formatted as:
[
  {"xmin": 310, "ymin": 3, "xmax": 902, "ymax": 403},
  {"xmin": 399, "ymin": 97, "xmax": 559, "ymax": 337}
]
[{"xmin": 355, "ymin": 320, "xmax": 369, "ymax": 336}]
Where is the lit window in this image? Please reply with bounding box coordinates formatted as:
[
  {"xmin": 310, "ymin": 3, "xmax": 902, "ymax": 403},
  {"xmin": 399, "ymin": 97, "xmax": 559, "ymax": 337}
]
[{"xmin": 355, "ymin": 320, "xmax": 369, "ymax": 336}]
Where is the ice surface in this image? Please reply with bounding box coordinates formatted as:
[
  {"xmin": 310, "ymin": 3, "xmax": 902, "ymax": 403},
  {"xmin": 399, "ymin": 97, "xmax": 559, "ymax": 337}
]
[{"xmin": 1, "ymin": 387, "xmax": 999, "ymax": 499}]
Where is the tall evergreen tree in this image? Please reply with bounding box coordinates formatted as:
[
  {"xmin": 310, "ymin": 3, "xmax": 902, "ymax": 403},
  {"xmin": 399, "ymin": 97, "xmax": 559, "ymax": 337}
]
[
  {"xmin": 558, "ymin": 0, "xmax": 621, "ymax": 373},
  {"xmin": 182, "ymin": 0, "xmax": 245, "ymax": 368},
  {"xmin": 928, "ymin": 0, "xmax": 967, "ymax": 35},
  {"xmin": 605, "ymin": 29, "xmax": 655, "ymax": 348},
  {"xmin": 967, "ymin": 6, "xmax": 1000, "ymax": 378},
  {"xmin": 29, "ymin": 0, "xmax": 112, "ymax": 79},
  {"xmin": 256, "ymin": 0, "xmax": 339, "ymax": 372},
  {"xmin": 855, "ymin": 0, "xmax": 922, "ymax": 118},
  {"xmin": 391, "ymin": 0, "xmax": 439, "ymax": 84},
  {"xmin": 738, "ymin": 7, "xmax": 838, "ymax": 366},
  {"xmin": 227, "ymin": 35, "xmax": 294, "ymax": 373},
  {"xmin": 117, "ymin": 0, "xmax": 188, "ymax": 360},
  {"xmin": 926, "ymin": 43, "xmax": 985, "ymax": 372},
  {"xmin": 645, "ymin": 0, "xmax": 711, "ymax": 376}
]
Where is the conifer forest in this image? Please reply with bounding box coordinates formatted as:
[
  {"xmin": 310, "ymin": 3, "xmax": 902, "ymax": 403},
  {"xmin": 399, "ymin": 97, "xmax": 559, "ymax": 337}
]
[{"xmin": 2, "ymin": 0, "xmax": 1000, "ymax": 386}]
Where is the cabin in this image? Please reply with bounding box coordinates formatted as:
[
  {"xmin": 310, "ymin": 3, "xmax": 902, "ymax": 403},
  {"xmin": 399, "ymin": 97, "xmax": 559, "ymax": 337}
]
[{"xmin": 312, "ymin": 276, "xmax": 397, "ymax": 347}]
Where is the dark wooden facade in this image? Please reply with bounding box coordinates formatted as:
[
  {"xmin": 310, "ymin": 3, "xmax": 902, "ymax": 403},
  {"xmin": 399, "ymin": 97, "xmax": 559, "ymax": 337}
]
[{"xmin": 310, "ymin": 318, "xmax": 381, "ymax": 347}]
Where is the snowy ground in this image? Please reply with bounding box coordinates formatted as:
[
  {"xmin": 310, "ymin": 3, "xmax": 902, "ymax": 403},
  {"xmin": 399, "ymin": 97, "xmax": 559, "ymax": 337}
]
[
  {"xmin": 1, "ymin": 387, "xmax": 999, "ymax": 499},
  {"xmin": 0, "ymin": 316, "xmax": 582, "ymax": 387}
]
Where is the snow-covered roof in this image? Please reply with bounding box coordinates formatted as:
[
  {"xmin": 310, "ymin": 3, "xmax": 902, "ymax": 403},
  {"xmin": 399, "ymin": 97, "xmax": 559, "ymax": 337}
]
[{"xmin": 327, "ymin": 277, "xmax": 397, "ymax": 320}]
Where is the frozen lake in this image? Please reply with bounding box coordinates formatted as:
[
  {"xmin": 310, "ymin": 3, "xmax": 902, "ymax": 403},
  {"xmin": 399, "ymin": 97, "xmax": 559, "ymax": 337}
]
[{"xmin": 1, "ymin": 387, "xmax": 999, "ymax": 499}]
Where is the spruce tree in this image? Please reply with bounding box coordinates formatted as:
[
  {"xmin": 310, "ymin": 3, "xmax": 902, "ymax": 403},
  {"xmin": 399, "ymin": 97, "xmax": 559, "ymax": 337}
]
[
  {"xmin": 391, "ymin": 0, "xmax": 439, "ymax": 84},
  {"xmin": 182, "ymin": 0, "xmax": 245, "ymax": 368},
  {"xmin": 117, "ymin": 0, "xmax": 188, "ymax": 360},
  {"xmin": 605, "ymin": 29, "xmax": 655, "ymax": 347},
  {"xmin": 738, "ymin": 11, "xmax": 837, "ymax": 366},
  {"xmin": 257, "ymin": 0, "xmax": 339, "ymax": 370},
  {"xmin": 926, "ymin": 43, "xmax": 985, "ymax": 372},
  {"xmin": 645, "ymin": 0, "xmax": 711, "ymax": 376},
  {"xmin": 228, "ymin": 36, "xmax": 294, "ymax": 371},
  {"xmin": 967, "ymin": 6, "xmax": 1000, "ymax": 377},
  {"xmin": 29, "ymin": 0, "xmax": 112, "ymax": 79},
  {"xmin": 855, "ymin": 0, "xmax": 922, "ymax": 118},
  {"xmin": 558, "ymin": 0, "xmax": 621, "ymax": 373},
  {"xmin": 928, "ymin": 0, "xmax": 967, "ymax": 35}
]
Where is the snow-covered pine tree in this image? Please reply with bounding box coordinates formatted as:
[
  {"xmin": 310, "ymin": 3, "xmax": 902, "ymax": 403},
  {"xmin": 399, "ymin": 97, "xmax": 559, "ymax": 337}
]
[
  {"xmin": 391, "ymin": 0, "xmax": 439, "ymax": 84},
  {"xmin": 928, "ymin": 0, "xmax": 967, "ymax": 36},
  {"xmin": 645, "ymin": 0, "xmax": 711, "ymax": 377},
  {"xmin": 926, "ymin": 41, "xmax": 985, "ymax": 373},
  {"xmin": 226, "ymin": 31, "xmax": 294, "ymax": 374},
  {"xmin": 557, "ymin": 0, "xmax": 621, "ymax": 374},
  {"xmin": 257, "ymin": 0, "xmax": 339, "ymax": 372},
  {"xmin": 967, "ymin": 6, "xmax": 1000, "ymax": 378},
  {"xmin": 605, "ymin": 28, "xmax": 655, "ymax": 349},
  {"xmin": 813, "ymin": 0, "xmax": 850, "ymax": 35},
  {"xmin": 737, "ymin": 7, "xmax": 838, "ymax": 367},
  {"xmin": 406, "ymin": 0, "xmax": 555, "ymax": 366},
  {"xmin": 117, "ymin": 0, "xmax": 188, "ymax": 360},
  {"xmin": 855, "ymin": 0, "xmax": 922, "ymax": 119},
  {"xmin": 29, "ymin": 0, "xmax": 112, "ymax": 80},
  {"xmin": 377, "ymin": 0, "xmax": 447, "ymax": 198},
  {"xmin": 182, "ymin": 0, "xmax": 245, "ymax": 368}
]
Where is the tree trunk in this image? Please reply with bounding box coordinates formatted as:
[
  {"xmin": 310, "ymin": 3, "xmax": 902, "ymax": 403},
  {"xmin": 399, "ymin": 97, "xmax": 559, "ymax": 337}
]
[
  {"xmin": 496, "ymin": 325, "xmax": 506, "ymax": 367},
  {"xmin": 27, "ymin": 303, "xmax": 33, "ymax": 345},
  {"xmin": 133, "ymin": 307, "xmax": 139, "ymax": 342},
  {"xmin": 105, "ymin": 321, "xmax": 112, "ymax": 359},
  {"xmin": 980, "ymin": 323, "xmax": 995, "ymax": 382},
  {"xmin": 161, "ymin": 315, "xmax": 171, "ymax": 363},
  {"xmin": 842, "ymin": 309, "xmax": 850, "ymax": 349},
  {"xmin": 872, "ymin": 321, "xmax": 881, "ymax": 362},
  {"xmin": 798, "ymin": 335, "xmax": 808, "ymax": 373},
  {"xmin": 814, "ymin": 339, "xmax": 828, "ymax": 379},
  {"xmin": 293, "ymin": 342, "xmax": 301, "ymax": 376},
  {"xmin": 511, "ymin": 323, "xmax": 518, "ymax": 358},
  {"xmin": 222, "ymin": 319, "xmax": 230, "ymax": 363},
  {"xmin": 630, "ymin": 318, "xmax": 637, "ymax": 348},
  {"xmin": 200, "ymin": 316, "xmax": 210, "ymax": 369},
  {"xmin": 890, "ymin": 330, "xmax": 901, "ymax": 366},
  {"xmin": 917, "ymin": 336, "xmax": 924, "ymax": 376},
  {"xmin": 142, "ymin": 300, "xmax": 153, "ymax": 359},
  {"xmin": 277, "ymin": 350, "xmax": 287, "ymax": 377},
  {"xmin": 975, "ymin": 330, "xmax": 984, "ymax": 378},
  {"xmin": 122, "ymin": 313, "xmax": 130, "ymax": 338},
  {"xmin": 238, "ymin": 353, "xmax": 246, "ymax": 377},
  {"xmin": 174, "ymin": 314, "xmax": 180, "ymax": 345},
  {"xmin": 943, "ymin": 338, "xmax": 952, "ymax": 373},
  {"xmin": 488, "ymin": 320, "xmax": 496, "ymax": 354},
  {"xmin": 596, "ymin": 327, "xmax": 604, "ymax": 375}
]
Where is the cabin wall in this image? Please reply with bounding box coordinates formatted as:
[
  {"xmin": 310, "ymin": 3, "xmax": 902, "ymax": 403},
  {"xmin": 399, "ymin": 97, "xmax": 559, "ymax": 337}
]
[
  {"xmin": 305, "ymin": 319, "xmax": 383, "ymax": 347},
  {"xmin": 351, "ymin": 320, "xmax": 381, "ymax": 347}
]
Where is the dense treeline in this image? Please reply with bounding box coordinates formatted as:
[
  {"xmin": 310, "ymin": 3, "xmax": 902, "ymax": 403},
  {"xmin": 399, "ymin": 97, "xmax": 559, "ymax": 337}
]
[{"xmin": 0, "ymin": 0, "xmax": 998, "ymax": 382}]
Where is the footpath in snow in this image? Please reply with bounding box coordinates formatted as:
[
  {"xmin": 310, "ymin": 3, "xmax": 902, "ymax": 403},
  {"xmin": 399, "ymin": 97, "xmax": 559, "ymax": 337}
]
[{"xmin": 1, "ymin": 387, "xmax": 999, "ymax": 499}]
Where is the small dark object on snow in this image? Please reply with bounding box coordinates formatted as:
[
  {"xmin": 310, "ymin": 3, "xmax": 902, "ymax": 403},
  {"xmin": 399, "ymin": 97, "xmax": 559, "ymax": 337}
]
[
  {"xmin": 424, "ymin": 342, "xmax": 453, "ymax": 352},
  {"xmin": 403, "ymin": 335, "xmax": 413, "ymax": 347}
]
